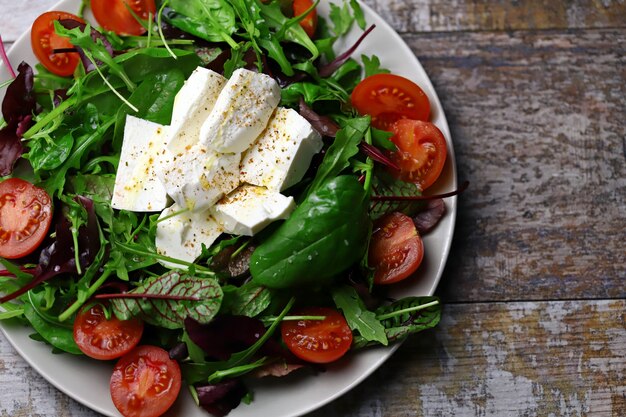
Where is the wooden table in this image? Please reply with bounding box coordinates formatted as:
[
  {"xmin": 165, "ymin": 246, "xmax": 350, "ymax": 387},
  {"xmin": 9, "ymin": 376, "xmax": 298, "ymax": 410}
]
[{"xmin": 1, "ymin": 1, "xmax": 624, "ymax": 416}]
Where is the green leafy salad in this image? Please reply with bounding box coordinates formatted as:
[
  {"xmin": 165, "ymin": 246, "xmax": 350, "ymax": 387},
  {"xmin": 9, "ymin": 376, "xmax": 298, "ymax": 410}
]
[{"xmin": 0, "ymin": 1, "xmax": 454, "ymax": 416}]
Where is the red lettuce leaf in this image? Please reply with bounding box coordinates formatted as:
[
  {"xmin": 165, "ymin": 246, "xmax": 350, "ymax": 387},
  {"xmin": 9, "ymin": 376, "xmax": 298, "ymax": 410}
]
[
  {"xmin": 298, "ymin": 97, "xmax": 340, "ymax": 137},
  {"xmin": 413, "ymin": 198, "xmax": 446, "ymax": 235},
  {"xmin": 196, "ymin": 380, "xmax": 247, "ymax": 417},
  {"xmin": 0, "ymin": 196, "xmax": 100, "ymax": 303},
  {"xmin": 0, "ymin": 62, "xmax": 36, "ymax": 175},
  {"xmin": 318, "ymin": 24, "xmax": 375, "ymax": 78}
]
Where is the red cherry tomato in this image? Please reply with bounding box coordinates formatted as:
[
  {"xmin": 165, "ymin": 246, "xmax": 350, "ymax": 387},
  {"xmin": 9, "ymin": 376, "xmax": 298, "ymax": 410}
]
[
  {"xmin": 369, "ymin": 212, "xmax": 424, "ymax": 285},
  {"xmin": 281, "ymin": 307, "xmax": 353, "ymax": 364},
  {"xmin": 90, "ymin": 0, "xmax": 156, "ymax": 36},
  {"xmin": 73, "ymin": 303, "xmax": 144, "ymax": 360},
  {"xmin": 351, "ymin": 74, "xmax": 431, "ymax": 130},
  {"xmin": 293, "ymin": 0, "xmax": 318, "ymax": 38},
  {"xmin": 110, "ymin": 345, "xmax": 181, "ymax": 417},
  {"xmin": 0, "ymin": 178, "xmax": 53, "ymax": 259},
  {"xmin": 389, "ymin": 119, "xmax": 448, "ymax": 191},
  {"xmin": 31, "ymin": 11, "xmax": 85, "ymax": 77}
]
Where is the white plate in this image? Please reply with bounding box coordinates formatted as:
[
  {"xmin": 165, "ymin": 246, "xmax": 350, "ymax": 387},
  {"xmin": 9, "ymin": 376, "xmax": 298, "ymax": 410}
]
[{"xmin": 0, "ymin": 1, "xmax": 457, "ymax": 416}]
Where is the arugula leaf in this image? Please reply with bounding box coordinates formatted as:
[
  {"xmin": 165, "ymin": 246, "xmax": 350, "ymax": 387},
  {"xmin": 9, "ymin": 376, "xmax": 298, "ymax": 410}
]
[
  {"xmin": 331, "ymin": 286, "xmax": 387, "ymax": 345},
  {"xmin": 352, "ymin": 297, "xmax": 441, "ymax": 349},
  {"xmin": 329, "ymin": 2, "xmax": 356, "ymax": 36},
  {"xmin": 362, "ymin": 54, "xmax": 390, "ymax": 78},
  {"xmin": 110, "ymin": 271, "xmax": 223, "ymax": 329},
  {"xmin": 350, "ymin": 0, "xmax": 366, "ymax": 30},
  {"xmin": 307, "ymin": 116, "xmax": 370, "ymax": 194},
  {"xmin": 258, "ymin": 0, "xmax": 319, "ymax": 60},
  {"xmin": 160, "ymin": 0, "xmax": 238, "ymax": 47}
]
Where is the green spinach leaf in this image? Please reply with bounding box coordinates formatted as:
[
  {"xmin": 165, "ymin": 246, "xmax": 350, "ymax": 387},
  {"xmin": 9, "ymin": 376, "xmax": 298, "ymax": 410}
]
[{"xmin": 250, "ymin": 176, "xmax": 370, "ymax": 289}]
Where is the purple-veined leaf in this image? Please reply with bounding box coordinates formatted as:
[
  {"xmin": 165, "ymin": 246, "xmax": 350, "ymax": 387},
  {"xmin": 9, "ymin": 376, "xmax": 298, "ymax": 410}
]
[{"xmin": 110, "ymin": 271, "xmax": 223, "ymax": 329}]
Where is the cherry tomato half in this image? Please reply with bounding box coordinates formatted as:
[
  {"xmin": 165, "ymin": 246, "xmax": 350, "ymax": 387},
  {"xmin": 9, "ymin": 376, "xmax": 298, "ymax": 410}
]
[
  {"xmin": 293, "ymin": 0, "xmax": 318, "ymax": 38},
  {"xmin": 0, "ymin": 178, "xmax": 53, "ymax": 259},
  {"xmin": 351, "ymin": 73, "xmax": 431, "ymax": 130},
  {"xmin": 281, "ymin": 307, "xmax": 353, "ymax": 364},
  {"xmin": 389, "ymin": 119, "xmax": 448, "ymax": 191},
  {"xmin": 73, "ymin": 303, "xmax": 144, "ymax": 360},
  {"xmin": 91, "ymin": 0, "xmax": 156, "ymax": 36},
  {"xmin": 31, "ymin": 11, "xmax": 85, "ymax": 77},
  {"xmin": 110, "ymin": 345, "xmax": 181, "ymax": 417},
  {"xmin": 369, "ymin": 212, "xmax": 424, "ymax": 285}
]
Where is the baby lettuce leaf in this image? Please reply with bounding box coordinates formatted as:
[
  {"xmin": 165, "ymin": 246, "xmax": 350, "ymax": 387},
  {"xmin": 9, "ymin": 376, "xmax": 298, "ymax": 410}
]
[
  {"xmin": 369, "ymin": 170, "xmax": 424, "ymax": 220},
  {"xmin": 23, "ymin": 300, "xmax": 82, "ymax": 355},
  {"xmin": 331, "ymin": 286, "xmax": 387, "ymax": 345},
  {"xmin": 250, "ymin": 175, "xmax": 370, "ymax": 289},
  {"xmin": 110, "ymin": 271, "xmax": 223, "ymax": 329}
]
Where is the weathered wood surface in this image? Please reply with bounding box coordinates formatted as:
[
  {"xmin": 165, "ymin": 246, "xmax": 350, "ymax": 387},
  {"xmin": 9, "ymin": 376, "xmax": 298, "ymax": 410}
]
[
  {"xmin": 422, "ymin": 28, "xmax": 626, "ymax": 302},
  {"xmin": 1, "ymin": 1, "xmax": 625, "ymax": 417},
  {"xmin": 361, "ymin": 0, "xmax": 626, "ymax": 32},
  {"xmin": 2, "ymin": 300, "xmax": 625, "ymax": 417},
  {"xmin": 2, "ymin": 0, "xmax": 626, "ymax": 41}
]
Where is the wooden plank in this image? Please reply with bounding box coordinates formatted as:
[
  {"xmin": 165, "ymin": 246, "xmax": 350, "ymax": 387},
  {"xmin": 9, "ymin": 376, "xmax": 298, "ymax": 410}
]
[
  {"xmin": 406, "ymin": 28, "xmax": 626, "ymax": 302},
  {"xmin": 361, "ymin": 0, "xmax": 626, "ymax": 32},
  {"xmin": 1, "ymin": 0, "xmax": 626, "ymax": 43},
  {"xmin": 2, "ymin": 300, "xmax": 624, "ymax": 416},
  {"xmin": 309, "ymin": 300, "xmax": 626, "ymax": 417}
]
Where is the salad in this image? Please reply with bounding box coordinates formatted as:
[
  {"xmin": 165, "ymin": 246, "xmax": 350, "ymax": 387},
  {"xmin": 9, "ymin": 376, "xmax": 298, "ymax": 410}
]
[{"xmin": 0, "ymin": 1, "xmax": 461, "ymax": 416}]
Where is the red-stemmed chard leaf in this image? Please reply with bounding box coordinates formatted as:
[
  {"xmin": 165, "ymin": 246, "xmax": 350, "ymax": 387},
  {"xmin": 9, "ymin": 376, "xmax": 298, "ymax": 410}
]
[
  {"xmin": 109, "ymin": 272, "xmax": 223, "ymax": 329},
  {"xmin": 0, "ymin": 196, "xmax": 100, "ymax": 303},
  {"xmin": 318, "ymin": 24, "xmax": 376, "ymax": 77}
]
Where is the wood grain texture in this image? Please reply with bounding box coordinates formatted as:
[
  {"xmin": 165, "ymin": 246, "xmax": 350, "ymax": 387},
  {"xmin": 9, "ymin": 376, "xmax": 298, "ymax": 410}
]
[
  {"xmin": 310, "ymin": 300, "xmax": 626, "ymax": 417},
  {"xmin": 361, "ymin": 0, "xmax": 626, "ymax": 32},
  {"xmin": 2, "ymin": 300, "xmax": 624, "ymax": 417},
  {"xmin": 418, "ymin": 29, "xmax": 626, "ymax": 302}
]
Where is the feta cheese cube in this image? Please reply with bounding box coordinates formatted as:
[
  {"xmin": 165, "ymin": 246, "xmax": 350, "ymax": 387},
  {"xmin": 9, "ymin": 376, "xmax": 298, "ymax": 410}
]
[
  {"xmin": 213, "ymin": 185, "xmax": 295, "ymax": 236},
  {"xmin": 155, "ymin": 204, "xmax": 223, "ymax": 267},
  {"xmin": 240, "ymin": 108, "xmax": 323, "ymax": 192},
  {"xmin": 199, "ymin": 68, "xmax": 281, "ymax": 153},
  {"xmin": 156, "ymin": 145, "xmax": 240, "ymax": 212},
  {"xmin": 166, "ymin": 67, "xmax": 227, "ymax": 154},
  {"xmin": 112, "ymin": 115, "xmax": 169, "ymax": 212}
]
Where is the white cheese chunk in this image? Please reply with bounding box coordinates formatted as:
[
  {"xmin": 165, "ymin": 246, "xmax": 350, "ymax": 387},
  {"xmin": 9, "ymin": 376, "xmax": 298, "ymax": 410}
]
[
  {"xmin": 199, "ymin": 68, "xmax": 281, "ymax": 153},
  {"xmin": 166, "ymin": 67, "xmax": 227, "ymax": 154},
  {"xmin": 156, "ymin": 145, "xmax": 240, "ymax": 212},
  {"xmin": 213, "ymin": 185, "xmax": 295, "ymax": 236},
  {"xmin": 240, "ymin": 108, "xmax": 323, "ymax": 192},
  {"xmin": 155, "ymin": 204, "xmax": 223, "ymax": 267},
  {"xmin": 112, "ymin": 115, "xmax": 169, "ymax": 212}
]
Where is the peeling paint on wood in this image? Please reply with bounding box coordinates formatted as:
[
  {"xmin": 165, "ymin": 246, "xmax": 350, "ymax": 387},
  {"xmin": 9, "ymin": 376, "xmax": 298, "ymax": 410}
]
[
  {"xmin": 361, "ymin": 0, "xmax": 626, "ymax": 33},
  {"xmin": 416, "ymin": 29, "xmax": 626, "ymax": 301},
  {"xmin": 311, "ymin": 300, "xmax": 626, "ymax": 417}
]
